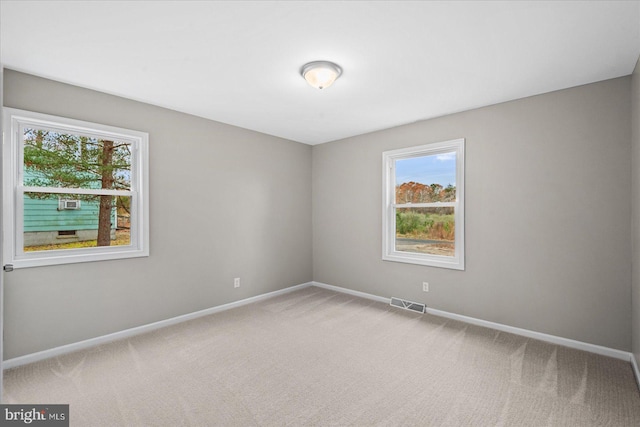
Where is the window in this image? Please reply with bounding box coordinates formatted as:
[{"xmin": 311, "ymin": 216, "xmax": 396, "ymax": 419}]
[
  {"xmin": 3, "ymin": 108, "xmax": 149, "ymax": 268},
  {"xmin": 382, "ymin": 139, "xmax": 464, "ymax": 270}
]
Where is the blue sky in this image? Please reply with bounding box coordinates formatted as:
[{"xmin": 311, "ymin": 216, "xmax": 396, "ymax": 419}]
[{"xmin": 395, "ymin": 152, "xmax": 456, "ymax": 187}]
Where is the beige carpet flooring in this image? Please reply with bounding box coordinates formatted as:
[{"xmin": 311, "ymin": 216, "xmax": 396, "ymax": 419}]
[{"xmin": 3, "ymin": 286, "xmax": 640, "ymax": 426}]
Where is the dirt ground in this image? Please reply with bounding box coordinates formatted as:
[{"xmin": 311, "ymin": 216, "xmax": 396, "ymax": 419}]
[
  {"xmin": 395, "ymin": 241, "xmax": 454, "ymax": 256},
  {"xmin": 24, "ymin": 229, "xmax": 131, "ymax": 252}
]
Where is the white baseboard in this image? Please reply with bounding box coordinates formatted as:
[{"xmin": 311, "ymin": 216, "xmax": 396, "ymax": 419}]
[
  {"xmin": 3, "ymin": 281, "xmax": 314, "ymax": 370},
  {"xmin": 632, "ymin": 353, "xmax": 640, "ymax": 392},
  {"xmin": 424, "ymin": 306, "xmax": 630, "ymax": 361},
  {"xmin": 311, "ymin": 281, "xmax": 632, "ymax": 362},
  {"xmin": 5, "ymin": 280, "xmax": 635, "ymax": 372},
  {"xmin": 312, "ymin": 281, "xmax": 391, "ymax": 304}
]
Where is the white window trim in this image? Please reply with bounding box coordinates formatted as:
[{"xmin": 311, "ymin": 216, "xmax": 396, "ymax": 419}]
[
  {"xmin": 2, "ymin": 108, "xmax": 149, "ymax": 269},
  {"xmin": 382, "ymin": 138, "xmax": 465, "ymax": 270}
]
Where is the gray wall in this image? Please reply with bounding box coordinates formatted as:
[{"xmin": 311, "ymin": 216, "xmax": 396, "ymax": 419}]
[
  {"xmin": 313, "ymin": 77, "xmax": 632, "ymax": 351},
  {"xmin": 2, "ymin": 70, "xmax": 313, "ymax": 359},
  {"xmin": 632, "ymin": 59, "xmax": 640, "ymax": 368}
]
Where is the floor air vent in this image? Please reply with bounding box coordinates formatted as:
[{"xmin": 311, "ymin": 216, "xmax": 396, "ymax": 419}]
[{"xmin": 390, "ymin": 297, "xmax": 426, "ymax": 314}]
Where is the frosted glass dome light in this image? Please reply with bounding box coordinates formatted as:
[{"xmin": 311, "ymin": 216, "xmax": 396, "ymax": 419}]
[{"xmin": 301, "ymin": 61, "xmax": 342, "ymax": 89}]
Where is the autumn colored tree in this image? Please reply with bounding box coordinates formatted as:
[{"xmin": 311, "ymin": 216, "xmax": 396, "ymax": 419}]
[{"xmin": 396, "ymin": 181, "xmax": 456, "ymax": 203}]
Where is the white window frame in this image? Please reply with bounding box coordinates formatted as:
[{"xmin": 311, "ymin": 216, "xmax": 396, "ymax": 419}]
[
  {"xmin": 382, "ymin": 138, "xmax": 465, "ymax": 270},
  {"xmin": 2, "ymin": 108, "xmax": 149, "ymax": 269}
]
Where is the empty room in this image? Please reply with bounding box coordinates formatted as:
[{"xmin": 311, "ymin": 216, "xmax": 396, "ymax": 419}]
[{"xmin": 1, "ymin": 0, "xmax": 640, "ymax": 425}]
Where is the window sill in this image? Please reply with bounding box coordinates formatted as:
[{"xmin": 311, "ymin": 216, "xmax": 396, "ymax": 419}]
[
  {"xmin": 10, "ymin": 247, "xmax": 149, "ymax": 269},
  {"xmin": 382, "ymin": 252, "xmax": 465, "ymax": 270}
]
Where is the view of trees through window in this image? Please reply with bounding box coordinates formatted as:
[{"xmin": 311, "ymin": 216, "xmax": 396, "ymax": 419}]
[
  {"xmin": 22, "ymin": 128, "xmax": 132, "ymax": 252},
  {"xmin": 394, "ymin": 152, "xmax": 456, "ymax": 257}
]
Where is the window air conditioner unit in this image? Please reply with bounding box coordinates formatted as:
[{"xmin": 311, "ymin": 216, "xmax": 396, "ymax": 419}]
[{"xmin": 59, "ymin": 199, "xmax": 81, "ymax": 210}]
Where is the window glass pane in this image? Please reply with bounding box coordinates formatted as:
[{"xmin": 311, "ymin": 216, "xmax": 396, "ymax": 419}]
[
  {"xmin": 23, "ymin": 127, "xmax": 132, "ymax": 191},
  {"xmin": 395, "ymin": 152, "xmax": 456, "ymax": 203},
  {"xmin": 23, "ymin": 192, "xmax": 131, "ymax": 252},
  {"xmin": 395, "ymin": 207, "xmax": 455, "ymax": 256}
]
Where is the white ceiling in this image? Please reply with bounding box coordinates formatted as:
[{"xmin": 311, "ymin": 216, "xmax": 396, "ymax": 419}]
[{"xmin": 1, "ymin": 1, "xmax": 639, "ymax": 145}]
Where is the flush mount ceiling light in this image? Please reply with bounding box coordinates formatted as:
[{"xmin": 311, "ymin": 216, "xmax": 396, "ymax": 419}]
[{"xmin": 300, "ymin": 61, "xmax": 342, "ymax": 89}]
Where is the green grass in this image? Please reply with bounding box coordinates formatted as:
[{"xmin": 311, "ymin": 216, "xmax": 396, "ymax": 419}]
[{"xmin": 396, "ymin": 211, "xmax": 454, "ymax": 241}]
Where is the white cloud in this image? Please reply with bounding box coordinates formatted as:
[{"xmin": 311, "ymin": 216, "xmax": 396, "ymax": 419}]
[{"xmin": 436, "ymin": 153, "xmax": 455, "ymax": 162}]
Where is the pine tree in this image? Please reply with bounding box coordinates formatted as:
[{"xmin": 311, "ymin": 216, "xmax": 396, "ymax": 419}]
[{"xmin": 23, "ymin": 129, "xmax": 131, "ymax": 246}]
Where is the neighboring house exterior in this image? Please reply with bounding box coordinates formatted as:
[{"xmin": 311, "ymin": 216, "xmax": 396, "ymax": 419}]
[
  {"xmin": 24, "ymin": 195, "xmax": 117, "ymax": 246},
  {"xmin": 23, "ymin": 168, "xmax": 117, "ymax": 247}
]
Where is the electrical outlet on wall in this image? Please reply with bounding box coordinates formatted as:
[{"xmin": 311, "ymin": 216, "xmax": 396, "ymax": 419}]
[
  {"xmin": 234, "ymin": 278, "xmax": 240, "ymax": 288},
  {"xmin": 423, "ymin": 282, "xmax": 429, "ymax": 292}
]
